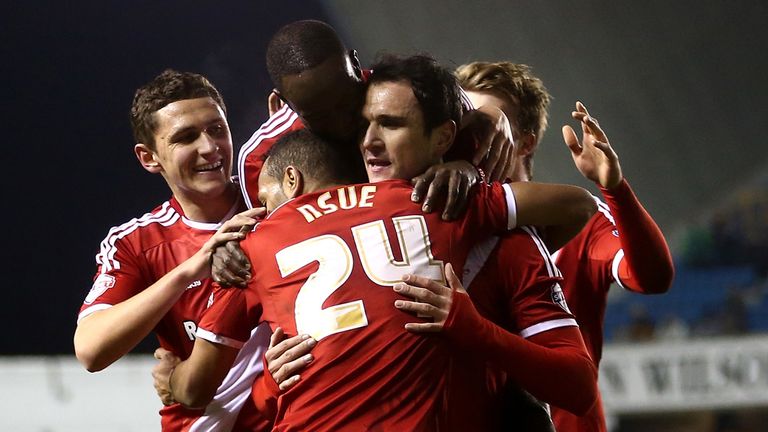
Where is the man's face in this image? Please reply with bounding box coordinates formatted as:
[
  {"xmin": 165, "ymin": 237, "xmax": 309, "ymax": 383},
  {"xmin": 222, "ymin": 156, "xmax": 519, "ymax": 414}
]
[
  {"xmin": 279, "ymin": 55, "xmax": 364, "ymax": 144},
  {"xmin": 149, "ymin": 97, "xmax": 233, "ymax": 203},
  {"xmin": 360, "ymin": 80, "xmax": 443, "ymax": 183},
  {"xmin": 257, "ymin": 162, "xmax": 290, "ymax": 213}
]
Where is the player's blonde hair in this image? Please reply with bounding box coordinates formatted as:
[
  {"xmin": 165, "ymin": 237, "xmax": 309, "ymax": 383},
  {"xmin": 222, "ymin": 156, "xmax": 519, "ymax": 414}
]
[{"xmin": 455, "ymin": 62, "xmax": 551, "ymax": 142}]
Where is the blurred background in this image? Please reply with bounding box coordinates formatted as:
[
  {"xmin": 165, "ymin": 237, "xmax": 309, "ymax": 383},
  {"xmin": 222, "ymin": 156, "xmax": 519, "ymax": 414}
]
[{"xmin": 2, "ymin": 1, "xmax": 767, "ymax": 430}]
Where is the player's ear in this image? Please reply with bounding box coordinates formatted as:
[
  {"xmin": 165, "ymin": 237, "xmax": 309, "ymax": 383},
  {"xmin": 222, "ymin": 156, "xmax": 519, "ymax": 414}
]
[
  {"xmin": 516, "ymin": 132, "xmax": 538, "ymax": 157},
  {"xmin": 135, "ymin": 143, "xmax": 162, "ymax": 173},
  {"xmin": 431, "ymin": 120, "xmax": 457, "ymax": 158},
  {"xmin": 268, "ymin": 90, "xmax": 285, "ymax": 117},
  {"xmin": 283, "ymin": 165, "xmax": 304, "ymax": 199}
]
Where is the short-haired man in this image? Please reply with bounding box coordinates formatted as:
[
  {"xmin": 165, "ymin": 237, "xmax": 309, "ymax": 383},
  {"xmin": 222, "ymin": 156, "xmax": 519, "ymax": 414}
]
[
  {"xmin": 237, "ymin": 19, "xmax": 516, "ymax": 215},
  {"xmin": 73, "ymin": 69, "xmax": 274, "ymax": 431},
  {"xmin": 159, "ymin": 54, "xmax": 597, "ymax": 431},
  {"xmin": 456, "ymin": 61, "xmax": 675, "ymax": 432}
]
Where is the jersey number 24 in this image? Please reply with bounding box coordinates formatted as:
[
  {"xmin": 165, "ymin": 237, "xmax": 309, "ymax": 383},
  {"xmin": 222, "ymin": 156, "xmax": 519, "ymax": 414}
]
[{"xmin": 275, "ymin": 215, "xmax": 445, "ymax": 340}]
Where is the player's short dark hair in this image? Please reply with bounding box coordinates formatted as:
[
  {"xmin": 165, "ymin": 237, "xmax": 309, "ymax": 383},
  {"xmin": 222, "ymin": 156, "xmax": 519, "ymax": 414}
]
[
  {"xmin": 130, "ymin": 69, "xmax": 226, "ymax": 149},
  {"xmin": 264, "ymin": 129, "xmax": 358, "ymax": 186},
  {"xmin": 266, "ymin": 20, "xmax": 346, "ymax": 90},
  {"xmin": 368, "ymin": 53, "xmax": 462, "ymax": 134}
]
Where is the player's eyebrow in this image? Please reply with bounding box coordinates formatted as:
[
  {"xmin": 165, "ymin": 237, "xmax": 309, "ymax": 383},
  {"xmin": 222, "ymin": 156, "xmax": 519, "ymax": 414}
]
[{"xmin": 375, "ymin": 114, "xmax": 407, "ymax": 126}]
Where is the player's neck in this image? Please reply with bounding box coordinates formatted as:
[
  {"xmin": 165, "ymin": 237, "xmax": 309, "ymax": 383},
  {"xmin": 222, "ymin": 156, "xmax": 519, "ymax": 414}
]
[
  {"xmin": 175, "ymin": 184, "xmax": 240, "ymax": 223},
  {"xmin": 299, "ymin": 175, "xmax": 349, "ymax": 196}
]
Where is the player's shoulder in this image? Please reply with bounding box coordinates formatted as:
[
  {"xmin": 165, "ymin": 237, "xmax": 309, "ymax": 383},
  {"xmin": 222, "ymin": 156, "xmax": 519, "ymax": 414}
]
[
  {"xmin": 497, "ymin": 226, "xmax": 549, "ymax": 253},
  {"xmin": 239, "ymin": 105, "xmax": 302, "ymax": 161},
  {"xmin": 98, "ymin": 200, "xmax": 183, "ymax": 249},
  {"xmin": 579, "ymin": 194, "xmax": 619, "ymax": 239}
]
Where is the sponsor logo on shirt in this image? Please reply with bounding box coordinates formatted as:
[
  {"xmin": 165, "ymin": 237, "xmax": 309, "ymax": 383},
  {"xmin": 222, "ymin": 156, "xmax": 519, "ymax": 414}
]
[
  {"xmin": 551, "ymin": 283, "xmax": 572, "ymax": 314},
  {"xmin": 85, "ymin": 274, "xmax": 116, "ymax": 304},
  {"xmin": 612, "ymin": 229, "xmax": 619, "ymax": 237},
  {"xmin": 186, "ymin": 280, "xmax": 202, "ymax": 290},
  {"xmin": 207, "ymin": 292, "xmax": 215, "ymax": 308}
]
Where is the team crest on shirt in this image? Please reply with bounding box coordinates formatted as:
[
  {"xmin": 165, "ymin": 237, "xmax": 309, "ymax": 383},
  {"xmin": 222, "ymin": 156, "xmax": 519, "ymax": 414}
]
[
  {"xmin": 551, "ymin": 283, "xmax": 571, "ymax": 314},
  {"xmin": 85, "ymin": 274, "xmax": 116, "ymax": 304}
]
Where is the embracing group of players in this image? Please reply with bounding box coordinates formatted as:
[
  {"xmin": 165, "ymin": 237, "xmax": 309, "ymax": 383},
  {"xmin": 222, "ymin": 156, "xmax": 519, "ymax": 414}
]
[{"xmin": 74, "ymin": 20, "xmax": 675, "ymax": 432}]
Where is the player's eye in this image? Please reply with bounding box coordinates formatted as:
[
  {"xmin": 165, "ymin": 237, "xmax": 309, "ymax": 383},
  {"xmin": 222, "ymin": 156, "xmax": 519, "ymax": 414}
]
[{"xmin": 207, "ymin": 124, "xmax": 226, "ymax": 137}]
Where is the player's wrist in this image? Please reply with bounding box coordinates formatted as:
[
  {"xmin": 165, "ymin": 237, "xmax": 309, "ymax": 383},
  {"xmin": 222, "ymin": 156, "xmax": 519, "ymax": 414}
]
[{"xmin": 166, "ymin": 365, "xmax": 178, "ymax": 406}]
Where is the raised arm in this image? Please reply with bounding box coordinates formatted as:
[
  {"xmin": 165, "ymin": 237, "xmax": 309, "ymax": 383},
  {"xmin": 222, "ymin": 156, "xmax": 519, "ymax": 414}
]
[{"xmin": 563, "ymin": 101, "xmax": 674, "ymax": 293}]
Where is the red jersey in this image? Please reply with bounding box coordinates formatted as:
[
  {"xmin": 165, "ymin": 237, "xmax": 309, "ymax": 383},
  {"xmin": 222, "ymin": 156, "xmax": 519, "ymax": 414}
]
[
  {"xmin": 545, "ymin": 197, "xmax": 617, "ymax": 432},
  {"xmin": 199, "ymin": 180, "xmax": 516, "ymax": 431},
  {"xmin": 237, "ymin": 104, "xmax": 304, "ymax": 209},
  {"xmin": 550, "ymin": 179, "xmax": 674, "ymax": 432},
  {"xmin": 442, "ymin": 226, "xmax": 577, "ymax": 431},
  {"xmin": 78, "ymin": 197, "xmax": 270, "ymax": 432}
]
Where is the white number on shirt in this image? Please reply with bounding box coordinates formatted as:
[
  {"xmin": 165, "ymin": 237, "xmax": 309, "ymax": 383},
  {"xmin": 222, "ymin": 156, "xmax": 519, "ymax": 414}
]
[{"xmin": 275, "ymin": 216, "xmax": 443, "ymax": 340}]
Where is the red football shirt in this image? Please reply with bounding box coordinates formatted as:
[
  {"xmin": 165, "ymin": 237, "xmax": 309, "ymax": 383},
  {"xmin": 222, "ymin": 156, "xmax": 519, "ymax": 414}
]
[
  {"xmin": 547, "ymin": 197, "xmax": 618, "ymax": 432},
  {"xmin": 78, "ymin": 197, "xmax": 270, "ymax": 432},
  {"xmin": 441, "ymin": 226, "xmax": 577, "ymax": 431},
  {"xmin": 199, "ymin": 179, "xmax": 516, "ymax": 431}
]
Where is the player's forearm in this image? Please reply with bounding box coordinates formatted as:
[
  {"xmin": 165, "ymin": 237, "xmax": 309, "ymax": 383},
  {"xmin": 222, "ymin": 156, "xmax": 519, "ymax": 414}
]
[
  {"xmin": 445, "ymin": 293, "xmax": 598, "ymax": 415},
  {"xmin": 170, "ymin": 339, "xmax": 239, "ymax": 408},
  {"xmin": 74, "ymin": 264, "xmax": 198, "ymax": 372},
  {"xmin": 601, "ymin": 179, "xmax": 674, "ymax": 294},
  {"xmin": 512, "ymin": 182, "xmax": 597, "ymax": 230}
]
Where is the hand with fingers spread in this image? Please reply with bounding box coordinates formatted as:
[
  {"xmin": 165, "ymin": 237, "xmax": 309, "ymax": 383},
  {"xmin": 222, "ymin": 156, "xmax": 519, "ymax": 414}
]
[
  {"xmin": 562, "ymin": 101, "xmax": 622, "ymax": 190},
  {"xmin": 210, "ymin": 207, "xmax": 265, "ymax": 287},
  {"xmin": 410, "ymin": 160, "xmax": 479, "ymax": 221},
  {"xmin": 152, "ymin": 347, "xmax": 182, "ymax": 406},
  {"xmin": 393, "ymin": 263, "xmax": 465, "ymax": 333},
  {"xmin": 455, "ymin": 105, "xmax": 515, "ymax": 183},
  {"xmin": 265, "ymin": 327, "xmax": 317, "ymax": 391}
]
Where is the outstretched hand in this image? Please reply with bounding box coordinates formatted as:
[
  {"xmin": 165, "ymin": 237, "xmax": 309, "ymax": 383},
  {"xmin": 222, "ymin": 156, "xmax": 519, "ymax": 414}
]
[
  {"xmin": 393, "ymin": 263, "xmax": 465, "ymax": 333},
  {"xmin": 562, "ymin": 101, "xmax": 622, "ymax": 189}
]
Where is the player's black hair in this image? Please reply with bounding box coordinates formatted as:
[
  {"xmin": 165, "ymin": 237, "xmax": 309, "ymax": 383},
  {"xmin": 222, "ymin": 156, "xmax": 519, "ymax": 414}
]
[
  {"xmin": 368, "ymin": 53, "xmax": 462, "ymax": 134},
  {"xmin": 130, "ymin": 69, "xmax": 225, "ymax": 149},
  {"xmin": 266, "ymin": 20, "xmax": 346, "ymax": 90},
  {"xmin": 263, "ymin": 129, "xmax": 361, "ymax": 185}
]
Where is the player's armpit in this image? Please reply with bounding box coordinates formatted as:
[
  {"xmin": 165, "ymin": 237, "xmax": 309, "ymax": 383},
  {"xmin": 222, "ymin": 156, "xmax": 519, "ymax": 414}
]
[
  {"xmin": 510, "ymin": 182, "xmax": 596, "ymax": 244},
  {"xmin": 444, "ymin": 294, "xmax": 598, "ymax": 416},
  {"xmin": 169, "ymin": 337, "xmax": 240, "ymax": 409}
]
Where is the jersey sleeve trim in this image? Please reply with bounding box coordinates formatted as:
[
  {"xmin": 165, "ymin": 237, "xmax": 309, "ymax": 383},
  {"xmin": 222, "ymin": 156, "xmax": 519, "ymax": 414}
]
[
  {"xmin": 237, "ymin": 106, "xmax": 300, "ymax": 209},
  {"xmin": 520, "ymin": 226, "xmax": 560, "ymax": 277},
  {"xmin": 196, "ymin": 327, "xmax": 246, "ymax": 349},
  {"xmin": 520, "ymin": 318, "xmax": 579, "ymax": 338},
  {"xmin": 612, "ymin": 248, "xmax": 628, "ymax": 290},
  {"xmin": 502, "ymin": 183, "xmax": 518, "ymax": 229},
  {"xmin": 594, "ymin": 195, "xmax": 616, "ymax": 226},
  {"xmin": 77, "ymin": 303, "xmax": 112, "ymax": 323},
  {"xmin": 96, "ymin": 202, "xmax": 179, "ymax": 273}
]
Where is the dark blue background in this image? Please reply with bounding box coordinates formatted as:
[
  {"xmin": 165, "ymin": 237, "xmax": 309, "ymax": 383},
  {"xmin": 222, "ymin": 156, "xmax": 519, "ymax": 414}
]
[{"xmin": 2, "ymin": 1, "xmax": 331, "ymax": 354}]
